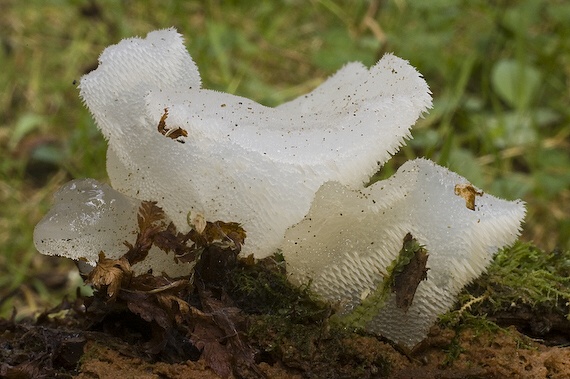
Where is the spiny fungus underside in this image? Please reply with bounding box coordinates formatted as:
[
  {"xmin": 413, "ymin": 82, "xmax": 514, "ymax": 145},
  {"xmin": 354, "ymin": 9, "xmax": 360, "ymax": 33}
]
[
  {"xmin": 338, "ymin": 233, "xmax": 429, "ymax": 328},
  {"xmin": 281, "ymin": 159, "xmax": 525, "ymax": 348}
]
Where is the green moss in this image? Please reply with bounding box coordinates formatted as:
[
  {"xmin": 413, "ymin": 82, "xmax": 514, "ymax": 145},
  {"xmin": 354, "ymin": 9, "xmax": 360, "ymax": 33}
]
[
  {"xmin": 334, "ymin": 280, "xmax": 390, "ymax": 331},
  {"xmin": 228, "ymin": 255, "xmax": 331, "ymax": 323},
  {"xmin": 247, "ymin": 314, "xmax": 391, "ymax": 378},
  {"xmin": 456, "ymin": 241, "xmax": 570, "ymax": 317},
  {"xmin": 490, "ymin": 242, "xmax": 570, "ymax": 310},
  {"xmin": 439, "ymin": 241, "xmax": 570, "ymax": 347},
  {"xmin": 228, "ymin": 256, "xmax": 392, "ymax": 378},
  {"xmin": 336, "ymin": 233, "xmax": 428, "ymax": 329},
  {"xmin": 441, "ymin": 333, "xmax": 464, "ymax": 367}
]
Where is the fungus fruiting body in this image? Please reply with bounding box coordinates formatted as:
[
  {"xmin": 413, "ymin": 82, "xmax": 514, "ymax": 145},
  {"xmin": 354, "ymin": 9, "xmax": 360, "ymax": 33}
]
[
  {"xmin": 34, "ymin": 28, "xmax": 526, "ymax": 348},
  {"xmin": 78, "ymin": 28, "xmax": 432, "ymax": 257},
  {"xmin": 33, "ymin": 179, "xmax": 190, "ymax": 277},
  {"xmin": 281, "ymin": 158, "xmax": 525, "ymax": 347}
]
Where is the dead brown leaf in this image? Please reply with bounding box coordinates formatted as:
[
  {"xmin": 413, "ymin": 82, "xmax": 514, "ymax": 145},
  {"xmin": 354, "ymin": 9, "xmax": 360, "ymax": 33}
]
[
  {"xmin": 157, "ymin": 107, "xmax": 188, "ymax": 143},
  {"xmin": 454, "ymin": 183, "xmax": 483, "ymax": 211},
  {"xmin": 190, "ymin": 287, "xmax": 259, "ymax": 379},
  {"xmin": 123, "ymin": 201, "xmax": 167, "ymax": 265},
  {"xmin": 121, "ymin": 273, "xmax": 193, "ymax": 328},
  {"xmin": 125, "ymin": 291, "xmax": 172, "ymax": 330},
  {"xmin": 87, "ymin": 252, "xmax": 132, "ymax": 299},
  {"xmin": 391, "ymin": 233, "xmax": 429, "ymax": 312},
  {"xmin": 75, "ymin": 201, "xmax": 255, "ymax": 377}
]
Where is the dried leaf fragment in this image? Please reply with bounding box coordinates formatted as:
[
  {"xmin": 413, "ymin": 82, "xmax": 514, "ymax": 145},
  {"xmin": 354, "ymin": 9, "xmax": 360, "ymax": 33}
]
[
  {"xmin": 390, "ymin": 233, "xmax": 429, "ymax": 312},
  {"xmin": 175, "ymin": 220, "xmax": 246, "ymax": 265},
  {"xmin": 187, "ymin": 211, "xmax": 206, "ymax": 234},
  {"xmin": 123, "ymin": 201, "xmax": 167, "ymax": 265},
  {"xmin": 157, "ymin": 107, "xmax": 188, "ymax": 143},
  {"xmin": 123, "ymin": 273, "xmax": 192, "ymax": 327},
  {"xmin": 188, "ymin": 221, "xmax": 247, "ymax": 287},
  {"xmin": 203, "ymin": 221, "xmax": 246, "ymax": 251},
  {"xmin": 454, "ymin": 183, "xmax": 483, "ymax": 211},
  {"xmin": 190, "ymin": 288, "xmax": 257, "ymax": 379},
  {"xmin": 87, "ymin": 252, "xmax": 132, "ymax": 299}
]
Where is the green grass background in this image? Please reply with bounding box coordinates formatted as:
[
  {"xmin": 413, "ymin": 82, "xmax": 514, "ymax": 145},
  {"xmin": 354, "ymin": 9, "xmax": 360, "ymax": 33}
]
[{"xmin": 1, "ymin": 0, "xmax": 569, "ymax": 318}]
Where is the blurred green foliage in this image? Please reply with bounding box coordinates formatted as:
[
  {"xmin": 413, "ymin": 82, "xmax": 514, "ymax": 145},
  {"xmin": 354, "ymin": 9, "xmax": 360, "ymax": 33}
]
[{"xmin": 0, "ymin": 0, "xmax": 569, "ymax": 317}]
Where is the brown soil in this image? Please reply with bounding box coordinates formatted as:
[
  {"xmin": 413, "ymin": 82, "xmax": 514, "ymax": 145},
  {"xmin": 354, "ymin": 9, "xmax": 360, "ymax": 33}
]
[
  {"xmin": 2, "ymin": 303, "xmax": 570, "ymax": 379},
  {"xmin": 2, "ymin": 250, "xmax": 570, "ymax": 379}
]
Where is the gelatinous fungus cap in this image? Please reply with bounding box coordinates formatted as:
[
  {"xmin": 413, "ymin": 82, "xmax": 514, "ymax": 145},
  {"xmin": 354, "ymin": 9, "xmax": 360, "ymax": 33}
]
[
  {"xmin": 281, "ymin": 159, "xmax": 526, "ymax": 348},
  {"xmin": 33, "ymin": 179, "xmax": 189, "ymax": 277},
  {"xmin": 34, "ymin": 28, "xmax": 526, "ymax": 349},
  {"xmin": 78, "ymin": 28, "xmax": 432, "ymax": 257}
]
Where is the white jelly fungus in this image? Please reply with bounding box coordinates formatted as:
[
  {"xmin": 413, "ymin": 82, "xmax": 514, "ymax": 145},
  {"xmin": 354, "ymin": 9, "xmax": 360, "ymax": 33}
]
[
  {"xmin": 281, "ymin": 158, "xmax": 525, "ymax": 348},
  {"xmin": 33, "ymin": 179, "xmax": 189, "ymax": 277},
  {"xmin": 78, "ymin": 28, "xmax": 432, "ymax": 257},
  {"xmin": 34, "ymin": 28, "xmax": 526, "ymax": 348}
]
